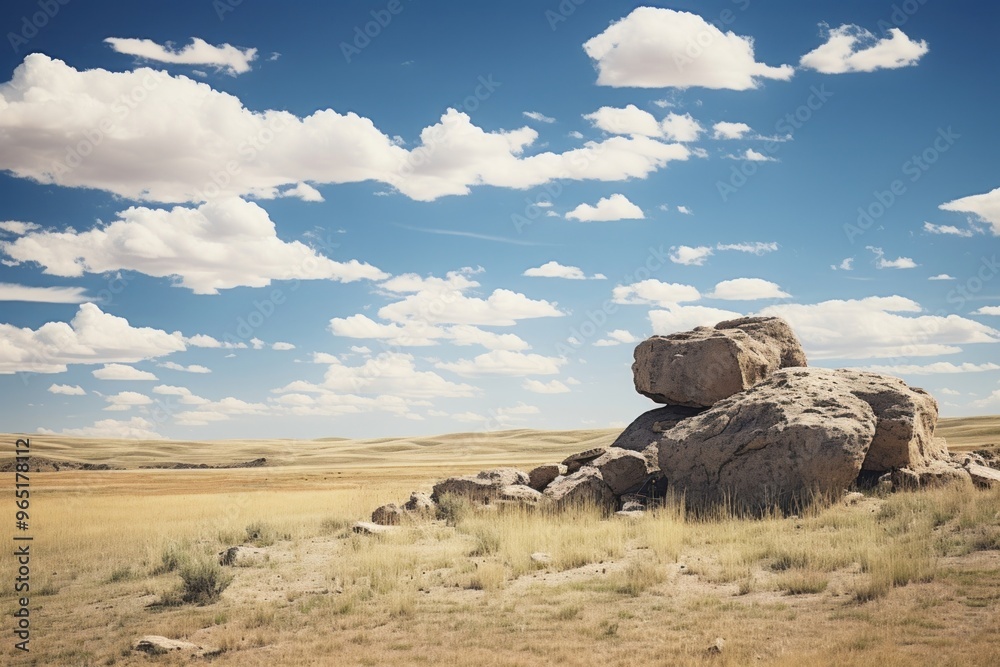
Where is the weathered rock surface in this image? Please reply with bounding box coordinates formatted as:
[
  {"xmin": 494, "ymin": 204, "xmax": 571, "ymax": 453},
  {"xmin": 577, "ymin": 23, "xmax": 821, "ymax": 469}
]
[
  {"xmin": 591, "ymin": 447, "xmax": 652, "ymax": 495},
  {"xmin": 610, "ymin": 405, "xmax": 705, "ymax": 452},
  {"xmin": 658, "ymin": 368, "xmax": 878, "ymax": 511},
  {"xmin": 432, "ymin": 476, "xmax": 498, "ymax": 503},
  {"xmin": 967, "ymin": 463, "xmax": 1000, "ymax": 488},
  {"xmin": 352, "ymin": 521, "xmax": 397, "ymax": 536},
  {"xmin": 562, "ymin": 447, "xmax": 607, "ymax": 474},
  {"xmin": 632, "ymin": 316, "xmax": 806, "ymax": 407},
  {"xmin": 477, "ymin": 468, "xmax": 530, "ymax": 487},
  {"xmin": 403, "ymin": 491, "xmax": 435, "ymax": 514},
  {"xmin": 133, "ymin": 636, "xmax": 205, "ymax": 655},
  {"xmin": 528, "ymin": 463, "xmax": 567, "ymax": 491},
  {"xmin": 371, "ymin": 503, "xmax": 405, "ymax": 526},
  {"xmin": 543, "ymin": 468, "xmax": 616, "ymax": 509},
  {"xmin": 499, "ymin": 484, "xmax": 544, "ymax": 502}
]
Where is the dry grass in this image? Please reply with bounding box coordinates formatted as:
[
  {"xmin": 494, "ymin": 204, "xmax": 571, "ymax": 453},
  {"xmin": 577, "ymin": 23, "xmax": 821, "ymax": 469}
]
[{"xmin": 0, "ymin": 426, "xmax": 999, "ymax": 665}]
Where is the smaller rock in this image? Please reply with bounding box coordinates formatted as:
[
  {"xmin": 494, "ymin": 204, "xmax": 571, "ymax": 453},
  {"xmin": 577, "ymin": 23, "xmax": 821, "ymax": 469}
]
[
  {"xmin": 543, "ymin": 467, "xmax": 616, "ymax": 509},
  {"xmin": 530, "ymin": 552, "xmax": 552, "ymax": 564},
  {"xmin": 707, "ymin": 637, "xmax": 725, "ymax": 655},
  {"xmin": 892, "ymin": 462, "xmax": 972, "ymax": 489},
  {"xmin": 477, "ymin": 468, "xmax": 530, "ymax": 487},
  {"xmin": 528, "ymin": 463, "xmax": 567, "ymax": 491},
  {"xmin": 403, "ymin": 491, "xmax": 435, "ymax": 514},
  {"xmin": 591, "ymin": 447, "xmax": 652, "ymax": 495},
  {"xmin": 499, "ymin": 484, "xmax": 544, "ymax": 503},
  {"xmin": 371, "ymin": 503, "xmax": 405, "ymax": 526},
  {"xmin": 218, "ymin": 546, "xmax": 267, "ymax": 567},
  {"xmin": 620, "ymin": 500, "xmax": 646, "ymax": 512},
  {"xmin": 432, "ymin": 476, "xmax": 497, "ymax": 503},
  {"xmin": 134, "ymin": 636, "xmax": 202, "ymax": 655},
  {"xmin": 562, "ymin": 447, "xmax": 607, "ymax": 474},
  {"xmin": 615, "ymin": 510, "xmax": 645, "ymax": 519},
  {"xmin": 967, "ymin": 463, "xmax": 1000, "ymax": 488},
  {"xmin": 843, "ymin": 492, "xmax": 864, "ymax": 506},
  {"xmin": 352, "ymin": 521, "xmax": 397, "ymax": 536}
]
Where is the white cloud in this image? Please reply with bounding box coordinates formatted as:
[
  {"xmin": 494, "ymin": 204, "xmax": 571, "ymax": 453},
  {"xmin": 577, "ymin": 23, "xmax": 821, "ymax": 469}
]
[
  {"xmin": 153, "ymin": 384, "xmax": 210, "ymax": 405},
  {"xmin": 613, "ymin": 279, "xmax": 701, "ymax": 306},
  {"xmin": 445, "ymin": 325, "xmax": 530, "ymax": 352},
  {"xmin": 523, "ymin": 111, "xmax": 555, "ymax": 123},
  {"xmin": 272, "ymin": 342, "xmax": 296, "ymax": 351},
  {"xmin": 708, "ymin": 278, "xmax": 790, "ymax": 300},
  {"xmin": 669, "ymin": 245, "xmax": 713, "ymax": 266},
  {"xmin": 928, "ymin": 274, "xmax": 955, "ymax": 281},
  {"xmin": 41, "ymin": 416, "xmax": 161, "ymax": 439},
  {"xmin": 940, "ymin": 186, "xmax": 1000, "ymax": 235},
  {"xmin": 584, "ymin": 105, "xmax": 661, "ymax": 137},
  {"xmin": 712, "ymin": 121, "xmax": 752, "ymax": 139},
  {"xmin": 852, "ymin": 362, "xmax": 1000, "ymax": 375},
  {"xmin": 288, "ymin": 352, "xmax": 477, "ymax": 399},
  {"xmin": 973, "ymin": 390, "xmax": 1000, "ymax": 408},
  {"xmin": 159, "ymin": 361, "xmax": 211, "ymax": 373},
  {"xmin": 0, "ymin": 283, "xmax": 89, "ymax": 303},
  {"xmin": 760, "ymin": 296, "xmax": 1000, "ymax": 360},
  {"xmin": 0, "ymin": 303, "xmax": 186, "ymax": 374},
  {"xmin": 1, "ymin": 198, "xmax": 386, "ymax": 294},
  {"xmin": 329, "ymin": 315, "xmax": 440, "ymax": 347},
  {"xmin": 523, "ymin": 260, "xmax": 604, "ymax": 280},
  {"xmin": 800, "ymin": 25, "xmax": 929, "ymax": 74},
  {"xmin": 940, "ymin": 388, "xmax": 961, "ymax": 396},
  {"xmin": 92, "ymin": 363, "xmax": 158, "ymax": 381},
  {"xmin": 104, "ymin": 390, "xmax": 153, "ymax": 411},
  {"xmin": 0, "ymin": 55, "xmax": 690, "ymax": 204},
  {"xmin": 676, "ymin": 205, "xmax": 692, "ymax": 215},
  {"xmin": 48, "ymin": 383, "xmax": 85, "ymax": 396},
  {"xmin": 522, "ymin": 379, "xmax": 571, "ymax": 394},
  {"xmin": 105, "ymin": 37, "xmax": 257, "ymax": 75},
  {"xmin": 594, "ymin": 329, "xmax": 640, "ymax": 347},
  {"xmin": 350, "ymin": 345, "xmax": 372, "ymax": 354},
  {"xmin": 717, "ymin": 242, "xmax": 779, "ymax": 255},
  {"xmin": 583, "ymin": 7, "xmax": 793, "ymax": 90},
  {"xmin": 832, "ymin": 258, "xmax": 854, "ymax": 271},
  {"xmin": 867, "ymin": 246, "xmax": 917, "ymax": 269},
  {"xmin": 174, "ymin": 396, "xmax": 268, "ymax": 426},
  {"xmin": 660, "ymin": 113, "xmax": 703, "ymax": 142},
  {"xmin": 278, "ymin": 182, "xmax": 324, "ymax": 202},
  {"xmin": 436, "ymin": 350, "xmax": 565, "ymax": 377},
  {"xmin": 250, "ymin": 338, "xmax": 265, "ymax": 350},
  {"xmin": 184, "ymin": 334, "xmax": 246, "ymax": 349},
  {"xmin": 649, "ymin": 305, "xmax": 743, "ymax": 335},
  {"xmin": 566, "ymin": 194, "xmax": 644, "ymax": 222},
  {"xmin": 0, "ymin": 221, "xmax": 39, "ymax": 235},
  {"xmin": 923, "ymin": 221, "xmax": 975, "ymax": 237},
  {"xmin": 974, "ymin": 306, "xmax": 1000, "ymax": 316},
  {"xmin": 726, "ymin": 148, "xmax": 777, "ymax": 162}
]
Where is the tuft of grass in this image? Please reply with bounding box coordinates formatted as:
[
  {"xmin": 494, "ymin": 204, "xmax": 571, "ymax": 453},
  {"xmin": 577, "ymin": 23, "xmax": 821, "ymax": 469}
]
[
  {"xmin": 435, "ymin": 494, "xmax": 473, "ymax": 526},
  {"xmin": 467, "ymin": 562, "xmax": 507, "ymax": 591},
  {"xmin": 245, "ymin": 520, "xmax": 278, "ymax": 546},
  {"xmin": 106, "ymin": 565, "xmax": 136, "ymax": 583},
  {"xmin": 775, "ymin": 570, "xmax": 829, "ymax": 595},
  {"xmin": 176, "ymin": 558, "xmax": 234, "ymax": 605},
  {"xmin": 611, "ymin": 561, "xmax": 667, "ymax": 597},
  {"xmin": 151, "ymin": 542, "xmax": 186, "ymax": 575}
]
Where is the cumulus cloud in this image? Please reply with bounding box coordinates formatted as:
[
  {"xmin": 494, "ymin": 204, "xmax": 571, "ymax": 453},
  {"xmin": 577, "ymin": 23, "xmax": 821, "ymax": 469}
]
[
  {"xmin": 436, "ymin": 350, "xmax": 565, "ymax": 377},
  {"xmin": 660, "ymin": 113, "xmax": 703, "ymax": 142},
  {"xmin": 40, "ymin": 416, "xmax": 162, "ymax": 439},
  {"xmin": 594, "ymin": 329, "xmax": 639, "ymax": 347},
  {"xmin": 712, "ymin": 121, "xmax": 752, "ymax": 139},
  {"xmin": 0, "ymin": 303, "xmax": 186, "ymax": 374},
  {"xmin": 759, "ymin": 296, "xmax": 1000, "ymax": 359},
  {"xmin": 800, "ymin": 25, "xmax": 929, "ymax": 74},
  {"xmin": 153, "ymin": 384, "xmax": 210, "ymax": 405},
  {"xmin": 708, "ymin": 278, "xmax": 790, "ymax": 300},
  {"xmin": 867, "ymin": 246, "xmax": 917, "ymax": 269},
  {"xmin": 583, "ymin": 7, "xmax": 793, "ymax": 90},
  {"xmin": 92, "ymin": 363, "xmax": 158, "ymax": 381},
  {"xmin": 1, "ymin": 198, "xmax": 386, "ymax": 294},
  {"xmin": 523, "ymin": 261, "xmax": 604, "ymax": 280},
  {"xmin": 0, "ymin": 283, "xmax": 90, "ymax": 303},
  {"xmin": 522, "ymin": 379, "xmax": 571, "ymax": 394},
  {"xmin": 272, "ymin": 342, "xmax": 295, "ymax": 351},
  {"xmin": 669, "ymin": 245, "xmax": 713, "ymax": 266},
  {"xmin": 584, "ymin": 105, "xmax": 661, "ymax": 136},
  {"xmin": 159, "ymin": 361, "xmax": 211, "ymax": 373},
  {"xmin": 48, "ymin": 384, "xmax": 85, "ymax": 395},
  {"xmin": 105, "ymin": 37, "xmax": 257, "ymax": 75},
  {"xmin": 0, "ymin": 55, "xmax": 690, "ymax": 204},
  {"xmin": 649, "ymin": 305, "xmax": 743, "ymax": 334},
  {"xmin": 676, "ymin": 205, "xmax": 692, "ymax": 215},
  {"xmin": 104, "ymin": 391, "xmax": 153, "ymax": 411},
  {"xmin": 928, "ymin": 274, "xmax": 955, "ymax": 281},
  {"xmin": 0, "ymin": 221, "xmax": 40, "ymax": 235},
  {"xmin": 717, "ymin": 242, "xmax": 779, "ymax": 255},
  {"xmin": 613, "ymin": 279, "xmax": 701, "ymax": 306},
  {"xmin": 566, "ymin": 194, "xmax": 645, "ymax": 222},
  {"xmin": 974, "ymin": 306, "xmax": 1000, "ymax": 316},
  {"xmin": 940, "ymin": 186, "xmax": 1000, "ymax": 235},
  {"xmin": 174, "ymin": 396, "xmax": 268, "ymax": 426},
  {"xmin": 725, "ymin": 148, "xmax": 777, "ymax": 162},
  {"xmin": 832, "ymin": 258, "xmax": 854, "ymax": 271}
]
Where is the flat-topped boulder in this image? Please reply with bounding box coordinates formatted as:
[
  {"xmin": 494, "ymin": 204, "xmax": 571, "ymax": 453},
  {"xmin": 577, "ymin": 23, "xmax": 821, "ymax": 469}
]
[
  {"xmin": 632, "ymin": 316, "xmax": 806, "ymax": 407},
  {"xmin": 610, "ymin": 405, "xmax": 705, "ymax": 452}
]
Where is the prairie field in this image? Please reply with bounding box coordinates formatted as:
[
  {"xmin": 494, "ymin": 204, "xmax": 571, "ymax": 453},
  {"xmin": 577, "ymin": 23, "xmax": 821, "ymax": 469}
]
[{"xmin": 2, "ymin": 416, "xmax": 999, "ymax": 666}]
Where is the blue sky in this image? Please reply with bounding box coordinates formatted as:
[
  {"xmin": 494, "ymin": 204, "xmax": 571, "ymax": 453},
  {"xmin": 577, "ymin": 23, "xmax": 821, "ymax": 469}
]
[{"xmin": 1, "ymin": 0, "xmax": 998, "ymax": 440}]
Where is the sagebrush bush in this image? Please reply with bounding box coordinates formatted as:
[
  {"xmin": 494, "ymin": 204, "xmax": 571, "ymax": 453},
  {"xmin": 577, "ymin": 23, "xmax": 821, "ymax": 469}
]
[{"xmin": 178, "ymin": 558, "xmax": 234, "ymax": 604}]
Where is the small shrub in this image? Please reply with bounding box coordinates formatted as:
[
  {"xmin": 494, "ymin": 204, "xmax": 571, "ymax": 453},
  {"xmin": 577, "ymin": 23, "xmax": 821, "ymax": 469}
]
[
  {"xmin": 178, "ymin": 559, "xmax": 233, "ymax": 604},
  {"xmin": 106, "ymin": 566, "xmax": 136, "ymax": 583},
  {"xmin": 776, "ymin": 570, "xmax": 829, "ymax": 595},
  {"xmin": 245, "ymin": 521, "xmax": 277, "ymax": 546},
  {"xmin": 152, "ymin": 543, "xmax": 186, "ymax": 575},
  {"xmin": 436, "ymin": 494, "xmax": 472, "ymax": 526}
]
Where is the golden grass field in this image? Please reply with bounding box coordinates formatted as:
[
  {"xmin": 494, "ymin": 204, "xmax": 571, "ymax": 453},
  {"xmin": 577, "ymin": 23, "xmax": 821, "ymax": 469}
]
[{"xmin": 1, "ymin": 416, "xmax": 999, "ymax": 666}]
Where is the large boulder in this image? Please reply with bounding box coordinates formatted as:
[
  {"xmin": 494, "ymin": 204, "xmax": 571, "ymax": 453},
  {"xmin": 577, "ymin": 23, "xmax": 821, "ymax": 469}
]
[
  {"xmin": 543, "ymin": 468, "xmax": 616, "ymax": 509},
  {"xmin": 371, "ymin": 503, "xmax": 405, "ymax": 526},
  {"xmin": 431, "ymin": 476, "xmax": 498, "ymax": 503},
  {"xmin": 591, "ymin": 447, "xmax": 653, "ymax": 495},
  {"xmin": 658, "ymin": 368, "xmax": 878, "ymax": 512},
  {"xmin": 477, "ymin": 468, "xmax": 530, "ymax": 487},
  {"xmin": 632, "ymin": 317, "xmax": 806, "ymax": 407},
  {"xmin": 561, "ymin": 447, "xmax": 607, "ymax": 474},
  {"xmin": 610, "ymin": 405, "xmax": 706, "ymax": 452},
  {"xmin": 528, "ymin": 463, "xmax": 567, "ymax": 491}
]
